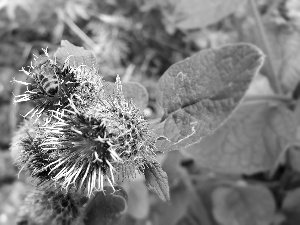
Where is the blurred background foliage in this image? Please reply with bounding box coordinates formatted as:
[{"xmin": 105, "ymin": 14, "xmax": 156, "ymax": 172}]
[{"xmin": 1, "ymin": 0, "xmax": 300, "ymax": 224}]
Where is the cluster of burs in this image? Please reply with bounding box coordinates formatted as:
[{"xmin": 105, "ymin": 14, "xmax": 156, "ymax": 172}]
[{"xmin": 12, "ymin": 48, "xmax": 158, "ymax": 225}]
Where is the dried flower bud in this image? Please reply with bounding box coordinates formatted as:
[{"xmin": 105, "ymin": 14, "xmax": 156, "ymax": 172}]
[
  {"xmin": 13, "ymin": 49, "xmax": 104, "ymax": 118},
  {"xmin": 17, "ymin": 132, "xmax": 56, "ymax": 186},
  {"xmin": 17, "ymin": 190, "xmax": 84, "ymax": 225}
]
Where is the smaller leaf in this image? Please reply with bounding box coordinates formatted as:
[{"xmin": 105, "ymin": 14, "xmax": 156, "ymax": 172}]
[
  {"xmin": 84, "ymin": 186, "xmax": 128, "ymax": 225},
  {"xmin": 212, "ymin": 184, "xmax": 276, "ymax": 225},
  {"xmin": 144, "ymin": 161, "xmax": 170, "ymax": 201},
  {"xmin": 55, "ymin": 40, "xmax": 97, "ymax": 68}
]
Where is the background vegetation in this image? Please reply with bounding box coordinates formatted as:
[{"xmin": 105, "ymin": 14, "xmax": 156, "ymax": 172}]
[{"xmin": 1, "ymin": 0, "xmax": 300, "ymax": 224}]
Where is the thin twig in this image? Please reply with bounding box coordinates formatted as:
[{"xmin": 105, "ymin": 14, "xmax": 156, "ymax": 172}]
[
  {"xmin": 244, "ymin": 94, "xmax": 292, "ymax": 103},
  {"xmin": 63, "ymin": 15, "xmax": 97, "ymax": 50},
  {"xmin": 249, "ymin": 0, "xmax": 282, "ymax": 94},
  {"xmin": 122, "ymin": 64, "xmax": 135, "ymax": 82}
]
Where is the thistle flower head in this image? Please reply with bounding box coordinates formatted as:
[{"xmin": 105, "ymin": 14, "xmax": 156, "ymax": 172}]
[
  {"xmin": 17, "ymin": 75, "xmax": 158, "ymax": 197},
  {"xmin": 13, "ymin": 42, "xmax": 163, "ymax": 200}
]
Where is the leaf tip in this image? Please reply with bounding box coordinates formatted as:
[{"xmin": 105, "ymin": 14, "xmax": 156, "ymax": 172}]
[{"xmin": 143, "ymin": 162, "xmax": 170, "ymax": 201}]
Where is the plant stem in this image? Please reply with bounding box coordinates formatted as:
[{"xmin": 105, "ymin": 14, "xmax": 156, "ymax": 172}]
[
  {"xmin": 249, "ymin": 0, "xmax": 282, "ymax": 94},
  {"xmin": 63, "ymin": 15, "xmax": 97, "ymax": 50}
]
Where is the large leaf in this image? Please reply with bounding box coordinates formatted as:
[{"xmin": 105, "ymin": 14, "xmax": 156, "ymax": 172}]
[
  {"xmin": 185, "ymin": 101, "xmax": 297, "ymax": 174},
  {"xmin": 155, "ymin": 43, "xmax": 264, "ymax": 152},
  {"xmin": 212, "ymin": 184, "xmax": 276, "ymax": 225},
  {"xmin": 55, "ymin": 40, "xmax": 97, "ymax": 68},
  {"xmin": 84, "ymin": 186, "xmax": 128, "ymax": 225}
]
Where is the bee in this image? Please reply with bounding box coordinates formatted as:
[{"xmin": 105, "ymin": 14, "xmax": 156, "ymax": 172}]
[
  {"xmin": 31, "ymin": 58, "xmax": 60, "ymax": 97},
  {"xmin": 35, "ymin": 73, "xmax": 60, "ymax": 97}
]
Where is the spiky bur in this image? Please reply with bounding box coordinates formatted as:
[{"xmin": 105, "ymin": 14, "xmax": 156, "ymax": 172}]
[
  {"xmin": 13, "ymin": 49, "xmax": 104, "ymax": 119},
  {"xmin": 10, "ymin": 119, "xmax": 37, "ymax": 161},
  {"xmin": 17, "ymin": 76, "xmax": 159, "ymax": 197},
  {"xmin": 17, "ymin": 130, "xmax": 56, "ymax": 186},
  {"xmin": 17, "ymin": 190, "xmax": 84, "ymax": 225}
]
